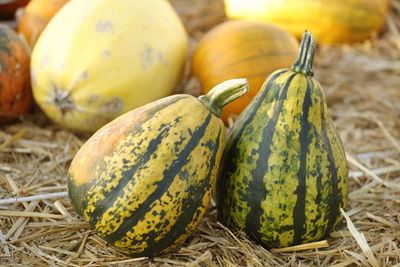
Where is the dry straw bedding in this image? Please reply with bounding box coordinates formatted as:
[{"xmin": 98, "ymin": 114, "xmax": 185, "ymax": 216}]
[{"xmin": 1, "ymin": 0, "xmax": 400, "ymax": 266}]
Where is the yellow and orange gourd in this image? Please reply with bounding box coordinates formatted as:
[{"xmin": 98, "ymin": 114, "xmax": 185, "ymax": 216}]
[{"xmin": 67, "ymin": 79, "xmax": 248, "ymax": 257}]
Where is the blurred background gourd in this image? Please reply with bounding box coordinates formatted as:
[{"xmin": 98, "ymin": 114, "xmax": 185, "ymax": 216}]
[
  {"xmin": 192, "ymin": 20, "xmax": 299, "ymax": 123},
  {"xmin": 31, "ymin": 0, "xmax": 188, "ymax": 133},
  {"xmin": 223, "ymin": 0, "xmax": 389, "ymax": 44},
  {"xmin": 0, "ymin": 24, "xmax": 32, "ymax": 122},
  {"xmin": 18, "ymin": 0, "xmax": 70, "ymax": 47}
]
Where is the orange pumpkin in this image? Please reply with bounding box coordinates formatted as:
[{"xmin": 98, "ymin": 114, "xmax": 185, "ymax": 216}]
[
  {"xmin": 18, "ymin": 0, "xmax": 69, "ymax": 47},
  {"xmin": 192, "ymin": 20, "xmax": 299, "ymax": 123},
  {"xmin": 0, "ymin": 24, "xmax": 32, "ymax": 122}
]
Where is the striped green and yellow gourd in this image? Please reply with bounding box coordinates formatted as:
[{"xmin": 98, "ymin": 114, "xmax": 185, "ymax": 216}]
[
  {"xmin": 67, "ymin": 79, "xmax": 248, "ymax": 257},
  {"xmin": 217, "ymin": 31, "xmax": 348, "ymax": 248}
]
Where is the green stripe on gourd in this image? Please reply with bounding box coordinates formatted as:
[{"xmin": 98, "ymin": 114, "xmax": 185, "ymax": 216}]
[{"xmin": 217, "ymin": 31, "xmax": 348, "ymax": 248}]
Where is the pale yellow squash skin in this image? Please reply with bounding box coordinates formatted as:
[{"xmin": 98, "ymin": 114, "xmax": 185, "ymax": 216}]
[
  {"xmin": 224, "ymin": 0, "xmax": 389, "ymax": 44},
  {"xmin": 31, "ymin": 0, "xmax": 188, "ymax": 133}
]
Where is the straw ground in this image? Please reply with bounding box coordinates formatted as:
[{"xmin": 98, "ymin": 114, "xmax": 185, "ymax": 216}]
[{"xmin": 1, "ymin": 0, "xmax": 399, "ymax": 266}]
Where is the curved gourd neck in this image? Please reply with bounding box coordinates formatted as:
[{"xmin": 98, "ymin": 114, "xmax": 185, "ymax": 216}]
[
  {"xmin": 198, "ymin": 78, "xmax": 249, "ymax": 117},
  {"xmin": 291, "ymin": 31, "xmax": 316, "ymax": 77}
]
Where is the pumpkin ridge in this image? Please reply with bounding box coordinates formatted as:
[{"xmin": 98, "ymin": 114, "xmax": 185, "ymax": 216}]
[
  {"xmin": 210, "ymin": 51, "xmax": 298, "ymax": 74},
  {"xmin": 104, "ymin": 113, "xmax": 213, "ymax": 244},
  {"xmin": 242, "ymin": 66, "xmax": 287, "ymax": 77}
]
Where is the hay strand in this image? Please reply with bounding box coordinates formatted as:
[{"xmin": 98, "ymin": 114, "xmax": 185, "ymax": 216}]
[
  {"xmin": 0, "ymin": 192, "xmax": 68, "ymax": 205},
  {"xmin": 0, "ymin": 128, "xmax": 27, "ymax": 152},
  {"xmin": 341, "ymin": 209, "xmax": 380, "ymax": 267},
  {"xmin": 5, "ymin": 201, "xmax": 38, "ymax": 240},
  {"xmin": 271, "ymin": 240, "xmax": 330, "ymax": 253},
  {"xmin": 347, "ymin": 154, "xmax": 400, "ymax": 190},
  {"xmin": 0, "ymin": 210, "xmax": 65, "ymax": 219}
]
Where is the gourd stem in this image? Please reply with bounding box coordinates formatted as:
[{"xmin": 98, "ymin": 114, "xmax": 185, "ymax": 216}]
[
  {"xmin": 292, "ymin": 31, "xmax": 316, "ymax": 76},
  {"xmin": 198, "ymin": 78, "xmax": 249, "ymax": 118}
]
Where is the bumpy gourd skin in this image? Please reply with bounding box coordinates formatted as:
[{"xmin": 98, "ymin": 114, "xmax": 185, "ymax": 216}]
[{"xmin": 218, "ymin": 33, "xmax": 348, "ymax": 248}]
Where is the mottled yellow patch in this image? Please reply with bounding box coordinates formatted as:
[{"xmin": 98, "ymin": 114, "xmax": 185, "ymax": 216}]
[
  {"xmin": 69, "ymin": 110, "xmax": 148, "ymax": 186},
  {"xmin": 260, "ymin": 74, "xmax": 305, "ymax": 245}
]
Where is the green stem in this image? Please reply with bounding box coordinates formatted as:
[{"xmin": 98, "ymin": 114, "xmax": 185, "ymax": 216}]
[
  {"xmin": 291, "ymin": 31, "xmax": 316, "ymax": 77},
  {"xmin": 198, "ymin": 78, "xmax": 249, "ymax": 118}
]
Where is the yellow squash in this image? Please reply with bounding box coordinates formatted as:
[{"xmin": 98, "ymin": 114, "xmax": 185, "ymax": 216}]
[
  {"xmin": 31, "ymin": 0, "xmax": 188, "ymax": 133},
  {"xmin": 224, "ymin": 0, "xmax": 389, "ymax": 44}
]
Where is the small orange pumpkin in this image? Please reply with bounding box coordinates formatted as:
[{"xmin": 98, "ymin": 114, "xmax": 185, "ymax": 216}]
[
  {"xmin": 0, "ymin": 24, "xmax": 32, "ymax": 123},
  {"xmin": 192, "ymin": 20, "xmax": 299, "ymax": 123},
  {"xmin": 18, "ymin": 0, "xmax": 69, "ymax": 47}
]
